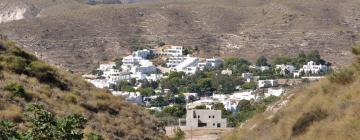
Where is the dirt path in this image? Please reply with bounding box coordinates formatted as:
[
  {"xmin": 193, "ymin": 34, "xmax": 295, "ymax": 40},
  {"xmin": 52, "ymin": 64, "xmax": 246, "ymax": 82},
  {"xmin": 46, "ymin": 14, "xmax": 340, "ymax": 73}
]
[{"xmin": 166, "ymin": 126, "xmax": 234, "ymax": 140}]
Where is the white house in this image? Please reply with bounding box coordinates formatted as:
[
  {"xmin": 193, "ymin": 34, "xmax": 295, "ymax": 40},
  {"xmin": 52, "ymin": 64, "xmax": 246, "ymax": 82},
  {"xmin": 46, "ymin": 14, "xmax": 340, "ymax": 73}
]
[
  {"xmin": 105, "ymin": 70, "xmax": 131, "ymax": 84},
  {"xmin": 112, "ymin": 91, "xmax": 143, "ymax": 105},
  {"xmin": 183, "ymin": 93, "xmax": 199, "ymax": 101},
  {"xmin": 130, "ymin": 60, "xmax": 157, "ymax": 74},
  {"xmin": 265, "ymin": 88, "xmax": 284, "ymax": 97},
  {"xmin": 165, "ymin": 46, "xmax": 183, "ymax": 56},
  {"xmin": 249, "ymin": 65, "xmax": 270, "ymax": 71},
  {"xmin": 173, "ymin": 56, "xmax": 199, "ymax": 74},
  {"xmin": 146, "ymin": 74, "xmax": 163, "ymax": 81},
  {"xmin": 301, "ymin": 61, "xmax": 328, "ymax": 75},
  {"xmin": 166, "ymin": 56, "xmax": 187, "ymax": 67},
  {"xmin": 131, "ymin": 72, "xmax": 146, "ymax": 80},
  {"xmin": 98, "ymin": 63, "xmax": 116, "ymax": 71},
  {"xmin": 229, "ymin": 90, "xmax": 256, "ymax": 101},
  {"xmin": 275, "ymin": 64, "xmax": 296, "ymax": 75},
  {"xmin": 241, "ymin": 72, "xmax": 254, "ymax": 82},
  {"xmin": 258, "ymin": 80, "xmax": 278, "ymax": 88},
  {"xmin": 186, "ymin": 110, "xmax": 227, "ymax": 128},
  {"xmin": 154, "ymin": 45, "xmax": 183, "ymax": 57},
  {"xmin": 121, "ymin": 55, "xmax": 143, "ymax": 70},
  {"xmin": 132, "ymin": 49, "xmax": 151, "ymax": 59},
  {"xmin": 86, "ymin": 79, "xmax": 109, "ymax": 88}
]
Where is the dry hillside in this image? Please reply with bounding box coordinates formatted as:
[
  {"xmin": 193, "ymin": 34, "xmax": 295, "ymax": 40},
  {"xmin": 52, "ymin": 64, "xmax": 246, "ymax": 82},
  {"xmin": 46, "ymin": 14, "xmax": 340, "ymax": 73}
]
[
  {"xmin": 0, "ymin": 36, "xmax": 165, "ymax": 140},
  {"xmin": 0, "ymin": 0, "xmax": 360, "ymax": 73},
  {"xmin": 222, "ymin": 44, "xmax": 360, "ymax": 140}
]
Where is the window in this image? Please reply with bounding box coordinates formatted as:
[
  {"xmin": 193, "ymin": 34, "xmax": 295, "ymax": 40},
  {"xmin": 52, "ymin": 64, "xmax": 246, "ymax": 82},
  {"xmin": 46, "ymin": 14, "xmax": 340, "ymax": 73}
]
[
  {"xmin": 212, "ymin": 115, "xmax": 215, "ymax": 118},
  {"xmin": 209, "ymin": 116, "xmax": 211, "ymax": 118},
  {"xmin": 198, "ymin": 115, "xmax": 200, "ymax": 118},
  {"xmin": 213, "ymin": 123, "xmax": 215, "ymax": 126}
]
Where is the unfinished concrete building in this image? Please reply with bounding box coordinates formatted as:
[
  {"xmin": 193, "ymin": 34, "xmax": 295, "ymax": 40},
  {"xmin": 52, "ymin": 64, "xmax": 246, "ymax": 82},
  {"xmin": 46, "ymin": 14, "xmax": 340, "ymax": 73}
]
[{"xmin": 185, "ymin": 109, "xmax": 227, "ymax": 128}]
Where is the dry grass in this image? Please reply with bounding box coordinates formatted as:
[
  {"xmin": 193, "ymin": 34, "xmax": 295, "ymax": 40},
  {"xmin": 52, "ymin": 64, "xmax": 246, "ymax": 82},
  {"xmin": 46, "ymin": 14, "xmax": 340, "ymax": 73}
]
[{"xmin": 0, "ymin": 38, "xmax": 165, "ymax": 139}]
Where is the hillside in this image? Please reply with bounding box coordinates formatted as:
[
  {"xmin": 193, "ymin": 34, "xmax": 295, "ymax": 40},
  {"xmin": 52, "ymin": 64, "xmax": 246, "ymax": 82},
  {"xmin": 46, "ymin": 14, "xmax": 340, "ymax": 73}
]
[
  {"xmin": 0, "ymin": 0, "xmax": 359, "ymax": 73},
  {"xmin": 0, "ymin": 36, "xmax": 165, "ymax": 139},
  {"xmin": 222, "ymin": 44, "xmax": 360, "ymax": 140}
]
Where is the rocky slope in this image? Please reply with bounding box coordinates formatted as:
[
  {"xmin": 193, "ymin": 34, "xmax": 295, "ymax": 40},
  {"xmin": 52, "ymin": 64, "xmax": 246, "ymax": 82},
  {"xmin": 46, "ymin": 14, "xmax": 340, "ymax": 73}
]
[
  {"xmin": 0, "ymin": 36, "xmax": 165, "ymax": 139},
  {"xmin": 0, "ymin": 0, "xmax": 360, "ymax": 73}
]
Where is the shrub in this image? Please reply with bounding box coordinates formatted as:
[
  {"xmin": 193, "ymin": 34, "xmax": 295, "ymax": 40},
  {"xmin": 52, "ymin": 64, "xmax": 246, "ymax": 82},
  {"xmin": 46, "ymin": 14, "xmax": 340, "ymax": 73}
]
[
  {"xmin": 292, "ymin": 108, "xmax": 328, "ymax": 136},
  {"xmin": 27, "ymin": 61, "xmax": 68, "ymax": 90},
  {"xmin": 87, "ymin": 132, "xmax": 104, "ymax": 140},
  {"xmin": 329, "ymin": 69, "xmax": 354, "ymax": 85},
  {"xmin": 0, "ymin": 56, "xmax": 28, "ymax": 74},
  {"xmin": 170, "ymin": 127, "xmax": 185, "ymax": 140},
  {"xmin": 0, "ymin": 120, "xmax": 21, "ymax": 140},
  {"xmin": 4, "ymin": 81, "xmax": 32, "ymax": 101}
]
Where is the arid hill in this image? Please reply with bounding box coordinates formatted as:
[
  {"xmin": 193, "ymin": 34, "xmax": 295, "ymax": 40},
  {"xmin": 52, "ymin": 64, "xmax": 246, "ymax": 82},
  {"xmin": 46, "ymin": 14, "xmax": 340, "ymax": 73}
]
[
  {"xmin": 0, "ymin": 0, "xmax": 360, "ymax": 73},
  {"xmin": 0, "ymin": 36, "xmax": 165, "ymax": 139}
]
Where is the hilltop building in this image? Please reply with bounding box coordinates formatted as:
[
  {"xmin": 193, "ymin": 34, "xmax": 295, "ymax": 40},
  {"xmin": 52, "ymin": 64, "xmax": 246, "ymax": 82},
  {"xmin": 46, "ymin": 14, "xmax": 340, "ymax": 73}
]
[{"xmin": 185, "ymin": 110, "xmax": 227, "ymax": 128}]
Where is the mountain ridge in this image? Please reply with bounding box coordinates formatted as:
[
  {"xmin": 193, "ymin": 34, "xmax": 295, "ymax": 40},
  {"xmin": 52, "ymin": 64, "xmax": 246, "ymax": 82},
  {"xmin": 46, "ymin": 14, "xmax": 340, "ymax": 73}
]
[{"xmin": 0, "ymin": 0, "xmax": 359, "ymax": 73}]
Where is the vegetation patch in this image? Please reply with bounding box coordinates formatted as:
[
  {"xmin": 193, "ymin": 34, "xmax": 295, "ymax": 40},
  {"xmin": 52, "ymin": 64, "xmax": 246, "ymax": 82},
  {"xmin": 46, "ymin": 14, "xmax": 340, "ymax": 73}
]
[
  {"xmin": 4, "ymin": 81, "xmax": 32, "ymax": 101},
  {"xmin": 329, "ymin": 69, "xmax": 354, "ymax": 85},
  {"xmin": 291, "ymin": 108, "xmax": 328, "ymax": 137}
]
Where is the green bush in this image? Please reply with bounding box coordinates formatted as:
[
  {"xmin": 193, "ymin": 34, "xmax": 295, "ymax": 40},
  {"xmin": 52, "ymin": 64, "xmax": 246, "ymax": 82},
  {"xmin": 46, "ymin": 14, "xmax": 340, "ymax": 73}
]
[
  {"xmin": 0, "ymin": 56, "xmax": 28, "ymax": 74},
  {"xmin": 27, "ymin": 61, "xmax": 68, "ymax": 90},
  {"xmin": 4, "ymin": 81, "xmax": 31, "ymax": 101},
  {"xmin": 87, "ymin": 132, "xmax": 104, "ymax": 140},
  {"xmin": 0, "ymin": 120, "xmax": 21, "ymax": 140},
  {"xmin": 329, "ymin": 69, "xmax": 354, "ymax": 85}
]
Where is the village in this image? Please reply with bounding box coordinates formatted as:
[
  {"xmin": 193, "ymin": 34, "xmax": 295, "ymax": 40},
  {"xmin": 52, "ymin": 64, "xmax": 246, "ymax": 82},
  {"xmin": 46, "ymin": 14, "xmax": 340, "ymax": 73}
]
[{"xmin": 82, "ymin": 45, "xmax": 331, "ymax": 128}]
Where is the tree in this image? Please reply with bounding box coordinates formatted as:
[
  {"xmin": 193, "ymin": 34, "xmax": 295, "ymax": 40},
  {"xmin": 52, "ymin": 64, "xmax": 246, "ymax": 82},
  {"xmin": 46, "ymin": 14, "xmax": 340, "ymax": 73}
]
[
  {"xmin": 194, "ymin": 105, "xmax": 207, "ymax": 109},
  {"xmin": 150, "ymin": 96, "xmax": 168, "ymax": 107},
  {"xmin": 256, "ymin": 56, "xmax": 268, "ymax": 66},
  {"xmin": 24, "ymin": 104, "xmax": 87, "ymax": 140},
  {"xmin": 137, "ymin": 87, "xmax": 155, "ymax": 97},
  {"xmin": 237, "ymin": 100, "xmax": 252, "ymax": 111},
  {"xmin": 0, "ymin": 104, "xmax": 93, "ymax": 140},
  {"xmin": 241, "ymin": 81, "xmax": 257, "ymax": 90},
  {"xmin": 161, "ymin": 105, "xmax": 186, "ymax": 118},
  {"xmin": 114, "ymin": 58, "xmax": 123, "ymax": 69}
]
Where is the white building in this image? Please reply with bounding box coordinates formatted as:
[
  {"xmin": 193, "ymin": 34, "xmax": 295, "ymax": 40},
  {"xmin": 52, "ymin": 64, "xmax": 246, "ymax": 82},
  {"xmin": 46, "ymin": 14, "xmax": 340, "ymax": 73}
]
[
  {"xmin": 183, "ymin": 93, "xmax": 199, "ymax": 101},
  {"xmin": 241, "ymin": 72, "xmax": 254, "ymax": 82},
  {"xmin": 249, "ymin": 65, "xmax": 270, "ymax": 71},
  {"xmin": 186, "ymin": 110, "xmax": 227, "ymax": 128},
  {"xmin": 275, "ymin": 64, "xmax": 296, "ymax": 75},
  {"xmin": 154, "ymin": 45, "xmax": 183, "ymax": 57},
  {"xmin": 104, "ymin": 69, "xmax": 131, "ymax": 84},
  {"xmin": 265, "ymin": 88, "xmax": 284, "ymax": 97},
  {"xmin": 301, "ymin": 61, "xmax": 328, "ymax": 75},
  {"xmin": 173, "ymin": 57, "xmax": 199, "ymax": 74},
  {"xmin": 132, "ymin": 49, "xmax": 151, "ymax": 59},
  {"xmin": 197, "ymin": 58, "xmax": 222, "ymax": 71},
  {"xmin": 86, "ymin": 79, "xmax": 109, "ymax": 88},
  {"xmin": 146, "ymin": 74, "xmax": 163, "ymax": 81},
  {"xmin": 130, "ymin": 60, "xmax": 157, "ymax": 74},
  {"xmin": 98, "ymin": 63, "xmax": 116, "ymax": 71},
  {"xmin": 121, "ymin": 55, "xmax": 143, "ymax": 70},
  {"xmin": 166, "ymin": 56, "xmax": 187, "ymax": 67},
  {"xmin": 112, "ymin": 91, "xmax": 143, "ymax": 105},
  {"xmin": 131, "ymin": 72, "xmax": 146, "ymax": 80},
  {"xmin": 230, "ymin": 90, "xmax": 256, "ymax": 101},
  {"xmin": 258, "ymin": 80, "xmax": 278, "ymax": 88}
]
